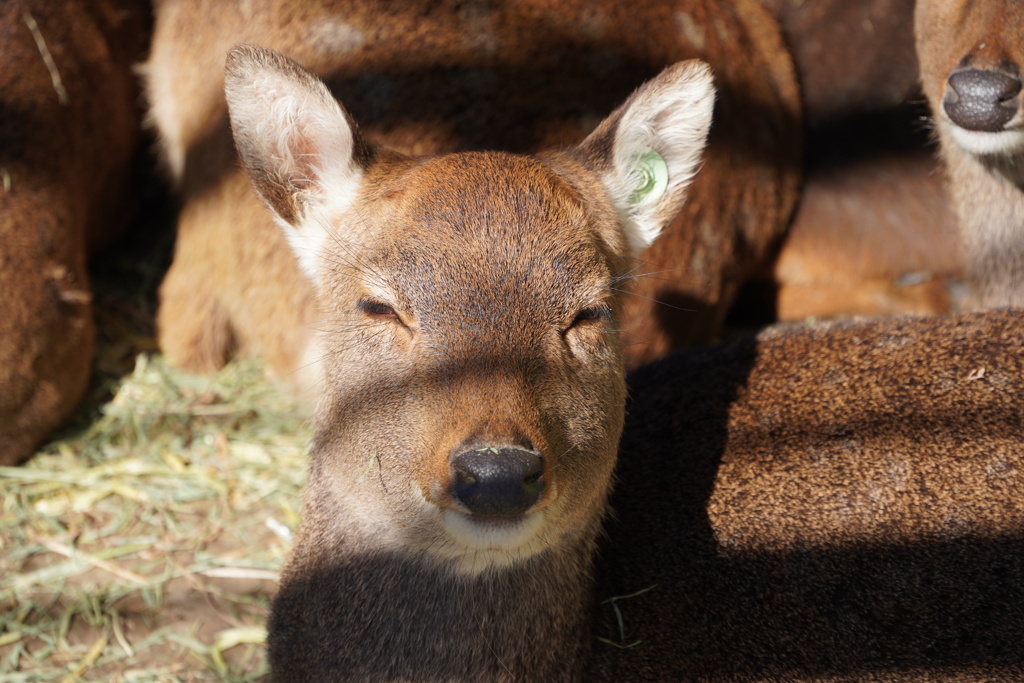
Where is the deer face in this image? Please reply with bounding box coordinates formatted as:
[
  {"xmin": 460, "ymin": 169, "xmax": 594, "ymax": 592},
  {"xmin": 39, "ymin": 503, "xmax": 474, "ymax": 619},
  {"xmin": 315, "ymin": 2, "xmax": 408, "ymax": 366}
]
[{"xmin": 224, "ymin": 45, "xmax": 714, "ymax": 573}]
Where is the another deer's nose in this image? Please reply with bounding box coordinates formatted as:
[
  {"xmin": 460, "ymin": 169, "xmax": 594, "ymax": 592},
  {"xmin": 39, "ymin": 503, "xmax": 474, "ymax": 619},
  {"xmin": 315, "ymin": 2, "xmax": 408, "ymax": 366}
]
[
  {"xmin": 944, "ymin": 69, "xmax": 1022, "ymax": 132},
  {"xmin": 451, "ymin": 447, "xmax": 545, "ymax": 516}
]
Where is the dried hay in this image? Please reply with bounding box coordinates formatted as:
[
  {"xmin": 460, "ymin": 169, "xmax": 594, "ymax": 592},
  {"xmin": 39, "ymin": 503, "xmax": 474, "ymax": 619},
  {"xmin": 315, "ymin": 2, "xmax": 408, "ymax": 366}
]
[{"xmin": 1, "ymin": 348, "xmax": 310, "ymax": 681}]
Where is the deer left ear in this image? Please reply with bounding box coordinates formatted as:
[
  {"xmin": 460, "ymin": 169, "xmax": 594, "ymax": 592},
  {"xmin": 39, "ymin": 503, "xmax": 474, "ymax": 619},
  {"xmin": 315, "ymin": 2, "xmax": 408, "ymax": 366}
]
[{"xmin": 578, "ymin": 60, "xmax": 715, "ymax": 256}]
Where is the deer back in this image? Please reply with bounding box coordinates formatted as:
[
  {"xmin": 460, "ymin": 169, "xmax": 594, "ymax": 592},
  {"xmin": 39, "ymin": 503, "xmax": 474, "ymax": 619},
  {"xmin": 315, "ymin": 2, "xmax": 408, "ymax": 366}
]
[{"xmin": 592, "ymin": 309, "xmax": 1024, "ymax": 680}]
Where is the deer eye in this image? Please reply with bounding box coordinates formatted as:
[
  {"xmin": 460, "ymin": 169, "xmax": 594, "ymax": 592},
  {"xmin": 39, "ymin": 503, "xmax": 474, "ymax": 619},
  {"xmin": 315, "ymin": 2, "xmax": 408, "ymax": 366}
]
[
  {"xmin": 358, "ymin": 299, "xmax": 398, "ymax": 318},
  {"xmin": 569, "ymin": 305, "xmax": 610, "ymax": 329}
]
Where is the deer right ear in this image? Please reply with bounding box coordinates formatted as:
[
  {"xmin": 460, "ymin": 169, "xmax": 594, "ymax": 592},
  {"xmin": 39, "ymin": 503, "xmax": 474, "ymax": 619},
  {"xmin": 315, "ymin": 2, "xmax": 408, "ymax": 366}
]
[
  {"xmin": 224, "ymin": 44, "xmax": 372, "ymax": 282},
  {"xmin": 578, "ymin": 60, "xmax": 715, "ymax": 256}
]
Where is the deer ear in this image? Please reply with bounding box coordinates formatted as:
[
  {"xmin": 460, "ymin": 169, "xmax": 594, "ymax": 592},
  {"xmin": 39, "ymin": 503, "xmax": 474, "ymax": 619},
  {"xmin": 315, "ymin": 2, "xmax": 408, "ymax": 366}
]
[
  {"xmin": 224, "ymin": 44, "xmax": 372, "ymax": 281},
  {"xmin": 578, "ymin": 60, "xmax": 715, "ymax": 256}
]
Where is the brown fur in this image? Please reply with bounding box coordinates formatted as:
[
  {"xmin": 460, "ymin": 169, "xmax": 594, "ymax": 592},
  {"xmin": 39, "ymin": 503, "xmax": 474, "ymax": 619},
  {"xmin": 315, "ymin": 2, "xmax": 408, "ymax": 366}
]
[
  {"xmin": 590, "ymin": 309, "xmax": 1024, "ymax": 680},
  {"xmin": 0, "ymin": 0, "xmax": 148, "ymax": 464},
  {"xmin": 764, "ymin": 0, "xmax": 922, "ymax": 125},
  {"xmin": 916, "ymin": 0, "xmax": 1024, "ymax": 307},
  {"xmin": 772, "ymin": 150, "xmax": 960, "ymax": 320},
  {"xmin": 145, "ymin": 0, "xmax": 801, "ymax": 385},
  {"xmin": 752, "ymin": 0, "xmax": 962, "ymax": 322}
]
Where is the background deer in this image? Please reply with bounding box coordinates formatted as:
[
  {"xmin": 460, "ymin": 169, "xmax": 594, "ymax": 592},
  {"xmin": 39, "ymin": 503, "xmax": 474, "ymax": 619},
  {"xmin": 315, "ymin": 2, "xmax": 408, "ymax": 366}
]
[
  {"xmin": 144, "ymin": 0, "xmax": 802, "ymax": 391},
  {"xmin": 752, "ymin": 0, "xmax": 962, "ymax": 322},
  {"xmin": 916, "ymin": 0, "xmax": 1024, "ymax": 307},
  {"xmin": 0, "ymin": 0, "xmax": 148, "ymax": 465},
  {"xmin": 223, "ymin": 44, "xmax": 1024, "ymax": 681}
]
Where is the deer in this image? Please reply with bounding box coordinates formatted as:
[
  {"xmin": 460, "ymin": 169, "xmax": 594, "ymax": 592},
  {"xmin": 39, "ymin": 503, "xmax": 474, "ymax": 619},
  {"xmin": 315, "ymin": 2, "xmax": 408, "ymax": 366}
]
[
  {"xmin": 143, "ymin": 0, "xmax": 802, "ymax": 394},
  {"xmin": 0, "ymin": 0, "xmax": 148, "ymax": 465},
  {"xmin": 221, "ymin": 44, "xmax": 1024, "ymax": 681},
  {"xmin": 916, "ymin": 0, "xmax": 1024, "ymax": 308},
  {"xmin": 220, "ymin": 42, "xmax": 715, "ymax": 680},
  {"xmin": 748, "ymin": 0, "xmax": 963, "ymax": 323}
]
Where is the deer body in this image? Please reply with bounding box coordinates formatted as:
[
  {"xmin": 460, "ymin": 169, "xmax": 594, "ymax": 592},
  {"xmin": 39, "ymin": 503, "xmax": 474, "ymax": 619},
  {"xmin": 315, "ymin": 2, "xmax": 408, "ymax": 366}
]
[
  {"xmin": 916, "ymin": 0, "xmax": 1024, "ymax": 307},
  {"xmin": 592, "ymin": 309, "xmax": 1024, "ymax": 680},
  {"xmin": 0, "ymin": 0, "xmax": 147, "ymax": 463},
  {"xmin": 752, "ymin": 0, "xmax": 962, "ymax": 322},
  {"xmin": 272, "ymin": 480, "xmax": 598, "ymax": 680}
]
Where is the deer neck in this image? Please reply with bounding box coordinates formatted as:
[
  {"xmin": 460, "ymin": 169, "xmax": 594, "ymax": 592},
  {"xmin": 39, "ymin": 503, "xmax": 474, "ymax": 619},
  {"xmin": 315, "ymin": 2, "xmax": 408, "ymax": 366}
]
[{"xmin": 269, "ymin": 503, "xmax": 601, "ymax": 682}]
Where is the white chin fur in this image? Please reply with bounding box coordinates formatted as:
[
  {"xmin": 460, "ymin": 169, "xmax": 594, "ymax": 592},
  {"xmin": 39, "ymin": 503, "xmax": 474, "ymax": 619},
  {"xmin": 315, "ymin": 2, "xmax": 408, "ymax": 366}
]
[
  {"xmin": 947, "ymin": 124, "xmax": 1024, "ymax": 157},
  {"xmin": 406, "ymin": 485, "xmax": 557, "ymax": 574},
  {"xmin": 440, "ymin": 510, "xmax": 549, "ymax": 575}
]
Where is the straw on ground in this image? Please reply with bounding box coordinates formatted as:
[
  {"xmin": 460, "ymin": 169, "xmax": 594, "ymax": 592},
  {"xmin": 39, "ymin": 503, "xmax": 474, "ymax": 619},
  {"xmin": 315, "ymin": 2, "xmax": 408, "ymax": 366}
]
[{"xmin": 1, "ymin": 354, "xmax": 310, "ymax": 682}]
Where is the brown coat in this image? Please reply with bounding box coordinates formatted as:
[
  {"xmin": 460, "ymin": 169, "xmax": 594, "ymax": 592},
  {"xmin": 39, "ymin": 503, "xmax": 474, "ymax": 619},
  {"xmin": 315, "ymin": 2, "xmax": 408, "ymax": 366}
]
[{"xmin": 0, "ymin": 1, "xmax": 148, "ymax": 464}]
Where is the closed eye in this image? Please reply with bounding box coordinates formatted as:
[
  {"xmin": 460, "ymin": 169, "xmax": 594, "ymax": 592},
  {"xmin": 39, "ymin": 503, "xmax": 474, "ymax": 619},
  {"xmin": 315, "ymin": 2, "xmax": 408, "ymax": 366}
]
[
  {"xmin": 358, "ymin": 298, "xmax": 399, "ymax": 319},
  {"xmin": 357, "ymin": 297, "xmax": 414, "ymax": 334},
  {"xmin": 569, "ymin": 305, "xmax": 611, "ymax": 329}
]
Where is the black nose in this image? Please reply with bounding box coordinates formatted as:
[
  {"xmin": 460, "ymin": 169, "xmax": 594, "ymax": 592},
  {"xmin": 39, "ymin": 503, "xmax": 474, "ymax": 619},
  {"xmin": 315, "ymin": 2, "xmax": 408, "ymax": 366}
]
[
  {"xmin": 944, "ymin": 68, "xmax": 1022, "ymax": 132},
  {"xmin": 451, "ymin": 447, "xmax": 545, "ymax": 516}
]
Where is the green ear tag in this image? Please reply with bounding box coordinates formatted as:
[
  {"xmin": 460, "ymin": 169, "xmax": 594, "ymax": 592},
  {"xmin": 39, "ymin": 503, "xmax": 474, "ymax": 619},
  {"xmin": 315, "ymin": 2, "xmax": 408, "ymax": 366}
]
[{"xmin": 628, "ymin": 151, "xmax": 669, "ymax": 207}]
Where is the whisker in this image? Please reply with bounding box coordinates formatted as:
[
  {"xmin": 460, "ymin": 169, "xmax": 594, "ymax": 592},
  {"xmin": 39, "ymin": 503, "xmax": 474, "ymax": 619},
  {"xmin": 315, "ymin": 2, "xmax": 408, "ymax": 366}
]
[
  {"xmin": 610, "ymin": 267, "xmax": 678, "ymax": 285},
  {"xmin": 609, "ymin": 287, "xmax": 696, "ymax": 313}
]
